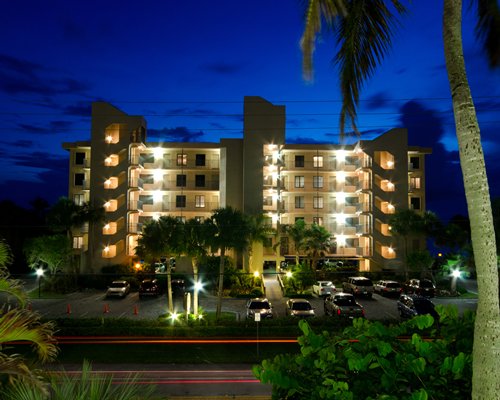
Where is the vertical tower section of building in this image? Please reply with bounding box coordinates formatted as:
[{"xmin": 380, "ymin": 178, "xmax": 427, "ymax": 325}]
[{"xmin": 89, "ymin": 103, "xmax": 146, "ymax": 271}]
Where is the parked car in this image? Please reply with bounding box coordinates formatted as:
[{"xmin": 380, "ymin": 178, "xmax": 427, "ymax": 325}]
[
  {"xmin": 139, "ymin": 278, "xmax": 160, "ymax": 298},
  {"xmin": 324, "ymin": 292, "xmax": 364, "ymax": 319},
  {"xmin": 403, "ymin": 279, "xmax": 436, "ymax": 297},
  {"xmin": 285, "ymin": 298, "xmax": 315, "ymax": 318},
  {"xmin": 106, "ymin": 280, "xmax": 130, "ymax": 298},
  {"xmin": 343, "ymin": 277, "xmax": 374, "ymax": 298},
  {"xmin": 373, "ymin": 280, "xmax": 403, "ymax": 297},
  {"xmin": 171, "ymin": 279, "xmax": 186, "ymax": 297},
  {"xmin": 397, "ymin": 293, "xmax": 439, "ymax": 320},
  {"xmin": 246, "ymin": 298, "xmax": 273, "ymax": 320},
  {"xmin": 312, "ymin": 281, "xmax": 336, "ymax": 297}
]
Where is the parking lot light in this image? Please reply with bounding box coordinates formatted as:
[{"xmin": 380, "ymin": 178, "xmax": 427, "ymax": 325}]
[
  {"xmin": 36, "ymin": 268, "xmax": 44, "ymax": 298},
  {"xmin": 286, "ymin": 271, "xmax": 293, "ymax": 279},
  {"xmin": 451, "ymin": 269, "xmax": 462, "ymax": 294},
  {"xmin": 170, "ymin": 311, "xmax": 179, "ymax": 324}
]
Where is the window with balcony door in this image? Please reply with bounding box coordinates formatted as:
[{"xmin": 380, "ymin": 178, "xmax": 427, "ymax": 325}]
[
  {"xmin": 195, "ymin": 195, "xmax": 205, "ymax": 208},
  {"xmin": 74, "ymin": 173, "xmax": 84, "ymax": 186},
  {"xmin": 195, "ymin": 175, "xmax": 205, "ymax": 187},
  {"xmin": 74, "ymin": 193, "xmax": 85, "ymax": 206},
  {"xmin": 176, "ymin": 174, "xmax": 187, "ymax": 187},
  {"xmin": 295, "ymin": 176, "xmax": 305, "ymax": 188},
  {"xmin": 313, "ymin": 196, "xmax": 324, "ymax": 209},
  {"xmin": 75, "ymin": 152, "xmax": 85, "ymax": 165},
  {"xmin": 177, "ymin": 154, "xmax": 187, "ymax": 166},
  {"xmin": 295, "ymin": 196, "xmax": 305, "ymax": 209},
  {"xmin": 295, "ymin": 155, "xmax": 305, "ymax": 168},
  {"xmin": 410, "ymin": 176, "xmax": 421, "ymax": 190},
  {"xmin": 313, "ymin": 216, "xmax": 323, "ymax": 226},
  {"xmin": 410, "ymin": 156, "xmax": 420, "ymax": 170},
  {"xmin": 410, "ymin": 197, "xmax": 421, "ymax": 210},
  {"xmin": 313, "ymin": 175, "xmax": 323, "ymax": 188},
  {"xmin": 195, "ymin": 154, "xmax": 206, "ymax": 166},
  {"xmin": 73, "ymin": 236, "xmax": 83, "ymax": 249},
  {"xmin": 176, "ymin": 195, "xmax": 186, "ymax": 208},
  {"xmin": 313, "ymin": 156, "xmax": 323, "ymax": 168}
]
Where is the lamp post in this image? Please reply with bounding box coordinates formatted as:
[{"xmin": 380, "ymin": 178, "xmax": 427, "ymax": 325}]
[
  {"xmin": 36, "ymin": 268, "xmax": 44, "ymax": 298},
  {"xmin": 194, "ymin": 281, "xmax": 203, "ymax": 317},
  {"xmin": 451, "ymin": 269, "xmax": 461, "ymax": 295}
]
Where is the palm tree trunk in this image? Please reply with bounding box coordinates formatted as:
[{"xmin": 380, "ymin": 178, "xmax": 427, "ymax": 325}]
[
  {"xmin": 167, "ymin": 263, "xmax": 173, "ymax": 314},
  {"xmin": 192, "ymin": 258, "xmax": 199, "ymax": 316},
  {"xmin": 216, "ymin": 248, "xmax": 225, "ymax": 320},
  {"xmin": 443, "ymin": 1, "xmax": 500, "ymax": 397}
]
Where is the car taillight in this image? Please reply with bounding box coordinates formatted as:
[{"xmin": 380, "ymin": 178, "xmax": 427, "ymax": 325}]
[
  {"xmin": 337, "ymin": 309, "xmax": 341, "ymax": 316},
  {"xmin": 361, "ymin": 309, "xmax": 365, "ymax": 316}
]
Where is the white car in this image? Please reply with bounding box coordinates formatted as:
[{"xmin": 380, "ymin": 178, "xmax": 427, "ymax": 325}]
[
  {"xmin": 106, "ymin": 280, "xmax": 131, "ymax": 298},
  {"xmin": 312, "ymin": 281, "xmax": 336, "ymax": 296}
]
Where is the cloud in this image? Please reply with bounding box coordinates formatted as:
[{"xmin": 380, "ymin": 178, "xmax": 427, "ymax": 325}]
[
  {"xmin": 0, "ymin": 53, "xmax": 91, "ymax": 96},
  {"xmin": 0, "ymin": 140, "xmax": 34, "ymax": 148},
  {"xmin": 148, "ymin": 127, "xmax": 205, "ymax": 142},
  {"xmin": 200, "ymin": 62, "xmax": 245, "ymax": 75},
  {"xmin": 63, "ymin": 102, "xmax": 92, "ymax": 117},
  {"xmin": 365, "ymin": 92, "xmax": 392, "ymax": 110},
  {"xmin": 17, "ymin": 120, "xmax": 74, "ymax": 134},
  {"xmin": 287, "ymin": 136, "xmax": 333, "ymax": 144}
]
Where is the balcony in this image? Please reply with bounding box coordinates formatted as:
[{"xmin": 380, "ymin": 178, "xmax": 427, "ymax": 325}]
[
  {"xmin": 128, "ymin": 200, "xmax": 143, "ymax": 211},
  {"xmin": 357, "ymin": 246, "xmax": 372, "ymax": 257},
  {"xmin": 129, "ymin": 177, "xmax": 144, "ymax": 189},
  {"xmin": 128, "ymin": 222, "xmax": 143, "ymax": 233},
  {"xmin": 356, "ymin": 224, "xmax": 372, "ymax": 235},
  {"xmin": 356, "ymin": 202, "xmax": 372, "ymax": 213}
]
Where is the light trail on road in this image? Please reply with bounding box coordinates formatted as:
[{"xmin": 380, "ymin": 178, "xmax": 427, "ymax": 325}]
[{"xmin": 53, "ymin": 336, "xmax": 298, "ymax": 344}]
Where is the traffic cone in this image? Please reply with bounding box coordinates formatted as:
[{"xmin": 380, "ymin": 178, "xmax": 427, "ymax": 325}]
[
  {"xmin": 133, "ymin": 305, "xmax": 138, "ymax": 315},
  {"xmin": 104, "ymin": 304, "xmax": 109, "ymax": 313},
  {"xmin": 66, "ymin": 304, "xmax": 71, "ymax": 314}
]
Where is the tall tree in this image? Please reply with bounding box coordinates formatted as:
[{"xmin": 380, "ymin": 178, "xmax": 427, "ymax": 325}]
[
  {"xmin": 205, "ymin": 207, "xmax": 252, "ymax": 319},
  {"xmin": 24, "ymin": 234, "xmax": 72, "ymax": 275},
  {"xmin": 302, "ymin": 224, "xmax": 334, "ymax": 271},
  {"xmin": 300, "ymin": 1, "xmax": 500, "ymax": 396},
  {"xmin": 181, "ymin": 218, "xmax": 209, "ymax": 316},
  {"xmin": 284, "ymin": 219, "xmax": 307, "ymax": 266},
  {"xmin": 136, "ymin": 216, "xmax": 182, "ymax": 313}
]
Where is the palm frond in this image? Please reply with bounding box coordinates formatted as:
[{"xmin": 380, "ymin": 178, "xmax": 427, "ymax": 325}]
[
  {"xmin": 335, "ymin": 0, "xmax": 405, "ymax": 136},
  {"xmin": 0, "ymin": 308, "xmax": 58, "ymax": 362},
  {"xmin": 0, "ymin": 272, "xmax": 27, "ymax": 307},
  {"xmin": 300, "ymin": 0, "xmax": 347, "ymax": 81},
  {"xmin": 0, "ymin": 354, "xmax": 49, "ymax": 398},
  {"xmin": 475, "ymin": 0, "xmax": 500, "ymax": 67}
]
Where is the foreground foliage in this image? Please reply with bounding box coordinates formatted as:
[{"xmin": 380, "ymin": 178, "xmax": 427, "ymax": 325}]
[{"xmin": 255, "ymin": 306, "xmax": 474, "ymax": 399}]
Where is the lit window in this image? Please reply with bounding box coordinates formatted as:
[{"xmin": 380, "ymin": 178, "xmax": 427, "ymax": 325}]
[
  {"xmin": 295, "ymin": 176, "xmax": 305, "ymax": 188},
  {"xmin": 313, "ymin": 176, "xmax": 323, "ymax": 188},
  {"xmin": 177, "ymin": 153, "xmax": 187, "ymax": 166},
  {"xmin": 313, "ymin": 217, "xmax": 323, "ymax": 226},
  {"xmin": 73, "ymin": 237, "xmax": 83, "ymax": 249},
  {"xmin": 195, "ymin": 195, "xmax": 205, "ymax": 208},
  {"xmin": 313, "ymin": 156, "xmax": 323, "ymax": 168},
  {"xmin": 313, "ymin": 196, "xmax": 324, "ymax": 209}
]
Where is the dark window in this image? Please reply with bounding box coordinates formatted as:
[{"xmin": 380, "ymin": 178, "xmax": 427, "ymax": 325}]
[
  {"xmin": 176, "ymin": 195, "xmax": 186, "ymax": 208},
  {"xmin": 410, "ymin": 156, "xmax": 420, "ymax": 169},
  {"xmin": 74, "ymin": 173, "xmax": 85, "ymax": 186},
  {"xmin": 195, "ymin": 175, "xmax": 205, "ymax": 187},
  {"xmin": 176, "ymin": 174, "xmax": 187, "ymax": 187},
  {"xmin": 410, "ymin": 197, "xmax": 421, "ymax": 210},
  {"xmin": 195, "ymin": 154, "xmax": 206, "ymax": 166},
  {"xmin": 295, "ymin": 196, "xmax": 305, "ymax": 209},
  {"xmin": 75, "ymin": 152, "xmax": 85, "ymax": 165},
  {"xmin": 295, "ymin": 155, "xmax": 305, "ymax": 168}
]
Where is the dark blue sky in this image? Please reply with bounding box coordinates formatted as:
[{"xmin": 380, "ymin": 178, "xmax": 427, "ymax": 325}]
[{"xmin": 0, "ymin": 0, "xmax": 498, "ymax": 221}]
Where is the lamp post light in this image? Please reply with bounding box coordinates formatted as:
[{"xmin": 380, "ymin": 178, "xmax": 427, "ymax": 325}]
[
  {"xmin": 35, "ymin": 268, "xmax": 44, "ymax": 298},
  {"xmin": 194, "ymin": 281, "xmax": 203, "ymax": 317},
  {"xmin": 451, "ymin": 269, "xmax": 461, "ymax": 295}
]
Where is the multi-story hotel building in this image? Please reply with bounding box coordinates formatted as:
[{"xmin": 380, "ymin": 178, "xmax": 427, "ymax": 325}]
[{"xmin": 63, "ymin": 96, "xmax": 431, "ymax": 274}]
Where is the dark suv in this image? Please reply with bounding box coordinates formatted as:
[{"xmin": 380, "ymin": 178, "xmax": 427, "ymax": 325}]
[
  {"xmin": 139, "ymin": 279, "xmax": 160, "ymax": 298},
  {"xmin": 397, "ymin": 294, "xmax": 439, "ymax": 320},
  {"xmin": 343, "ymin": 277, "xmax": 374, "ymax": 298},
  {"xmin": 403, "ymin": 279, "xmax": 436, "ymax": 298}
]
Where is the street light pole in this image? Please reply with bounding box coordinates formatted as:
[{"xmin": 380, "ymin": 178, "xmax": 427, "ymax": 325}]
[{"xmin": 36, "ymin": 268, "xmax": 44, "ymax": 298}]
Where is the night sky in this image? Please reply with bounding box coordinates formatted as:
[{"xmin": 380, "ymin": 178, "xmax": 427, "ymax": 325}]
[{"xmin": 1, "ymin": 0, "xmax": 499, "ymax": 222}]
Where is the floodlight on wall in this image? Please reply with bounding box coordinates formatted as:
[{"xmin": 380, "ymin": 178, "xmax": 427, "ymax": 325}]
[
  {"xmin": 154, "ymin": 169, "xmax": 163, "ymax": 181},
  {"xmin": 336, "ymin": 150, "xmax": 346, "ymax": 161},
  {"xmin": 153, "ymin": 191, "xmax": 162, "ymax": 203}
]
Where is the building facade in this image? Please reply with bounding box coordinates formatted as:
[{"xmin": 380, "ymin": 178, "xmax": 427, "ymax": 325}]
[{"xmin": 63, "ymin": 96, "xmax": 431, "ymax": 273}]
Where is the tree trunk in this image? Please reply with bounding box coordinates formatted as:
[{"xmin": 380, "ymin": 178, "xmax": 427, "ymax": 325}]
[
  {"xmin": 192, "ymin": 257, "xmax": 199, "ymax": 316},
  {"xmin": 216, "ymin": 248, "xmax": 225, "ymax": 320},
  {"xmin": 167, "ymin": 263, "xmax": 173, "ymax": 314},
  {"xmin": 443, "ymin": 1, "xmax": 500, "ymax": 397}
]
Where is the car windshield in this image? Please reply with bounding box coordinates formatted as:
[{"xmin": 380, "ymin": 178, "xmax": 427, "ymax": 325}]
[
  {"xmin": 110, "ymin": 282, "xmax": 126, "ymax": 288},
  {"xmin": 355, "ymin": 279, "xmax": 372, "ymax": 286},
  {"xmin": 420, "ymin": 280, "xmax": 434, "ymax": 288},
  {"xmin": 292, "ymin": 302, "xmax": 312, "ymax": 311},
  {"xmin": 249, "ymin": 301, "xmax": 270, "ymax": 309},
  {"xmin": 321, "ymin": 282, "xmax": 333, "ymax": 287},
  {"xmin": 386, "ymin": 282, "xmax": 401, "ymax": 288},
  {"xmin": 335, "ymin": 297, "xmax": 356, "ymax": 306}
]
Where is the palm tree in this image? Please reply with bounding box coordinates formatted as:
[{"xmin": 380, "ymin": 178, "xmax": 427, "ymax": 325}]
[
  {"xmin": 205, "ymin": 207, "xmax": 252, "ymax": 319},
  {"xmin": 245, "ymin": 214, "xmax": 275, "ymax": 272},
  {"xmin": 284, "ymin": 219, "xmax": 307, "ymax": 266},
  {"xmin": 300, "ymin": 1, "xmax": 500, "ymax": 396},
  {"xmin": 0, "ymin": 239, "xmax": 58, "ymax": 394},
  {"xmin": 47, "ymin": 197, "xmax": 105, "ymax": 275},
  {"xmin": 302, "ymin": 224, "xmax": 334, "ymax": 271},
  {"xmin": 136, "ymin": 216, "xmax": 182, "ymax": 313},
  {"xmin": 182, "ymin": 218, "xmax": 209, "ymax": 316}
]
